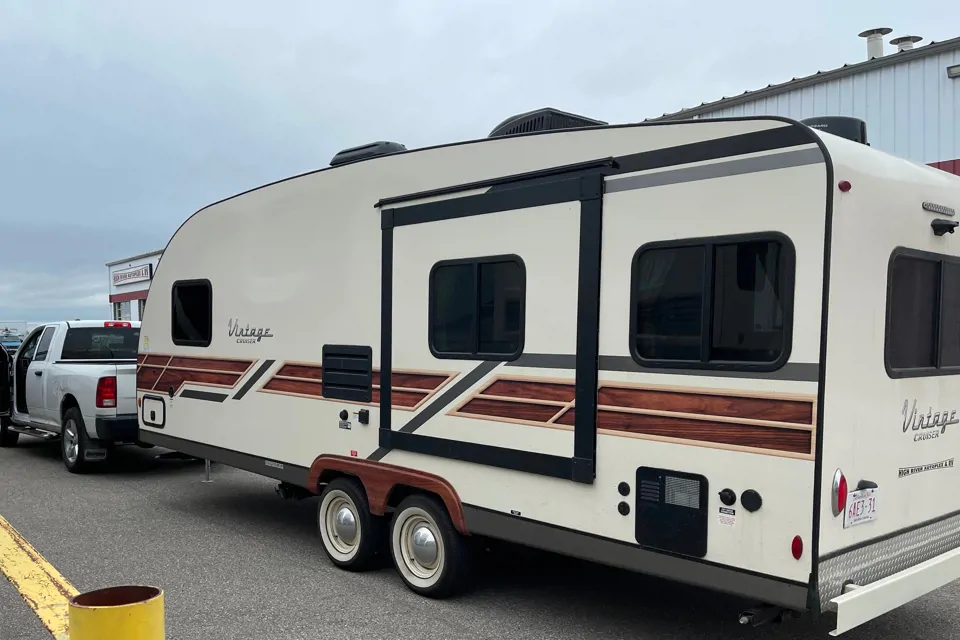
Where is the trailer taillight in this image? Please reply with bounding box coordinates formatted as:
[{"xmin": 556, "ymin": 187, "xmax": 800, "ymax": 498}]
[
  {"xmin": 96, "ymin": 376, "xmax": 117, "ymax": 408},
  {"xmin": 791, "ymin": 535, "xmax": 803, "ymax": 560},
  {"xmin": 831, "ymin": 469, "xmax": 848, "ymax": 517},
  {"xmin": 104, "ymin": 321, "xmax": 131, "ymax": 328}
]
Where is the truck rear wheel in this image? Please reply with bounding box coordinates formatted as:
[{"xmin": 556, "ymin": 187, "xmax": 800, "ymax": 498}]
[
  {"xmin": 317, "ymin": 477, "xmax": 386, "ymax": 571},
  {"xmin": 0, "ymin": 417, "xmax": 18, "ymax": 447},
  {"xmin": 389, "ymin": 493, "xmax": 472, "ymax": 598},
  {"xmin": 61, "ymin": 407, "xmax": 105, "ymax": 473}
]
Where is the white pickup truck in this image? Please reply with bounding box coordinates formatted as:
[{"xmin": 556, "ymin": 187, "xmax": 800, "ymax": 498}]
[{"xmin": 0, "ymin": 320, "xmax": 142, "ymax": 472}]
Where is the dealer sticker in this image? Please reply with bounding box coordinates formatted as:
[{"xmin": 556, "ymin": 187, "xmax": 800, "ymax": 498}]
[{"xmin": 719, "ymin": 507, "xmax": 736, "ymax": 526}]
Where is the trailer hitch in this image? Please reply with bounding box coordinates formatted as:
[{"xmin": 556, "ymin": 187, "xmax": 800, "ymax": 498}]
[{"xmin": 738, "ymin": 604, "xmax": 797, "ymax": 627}]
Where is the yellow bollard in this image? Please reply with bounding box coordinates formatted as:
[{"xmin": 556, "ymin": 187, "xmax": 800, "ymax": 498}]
[{"xmin": 68, "ymin": 585, "xmax": 164, "ymax": 639}]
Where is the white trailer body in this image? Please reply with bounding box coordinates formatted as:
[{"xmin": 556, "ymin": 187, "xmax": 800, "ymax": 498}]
[{"xmin": 135, "ymin": 114, "xmax": 960, "ymax": 635}]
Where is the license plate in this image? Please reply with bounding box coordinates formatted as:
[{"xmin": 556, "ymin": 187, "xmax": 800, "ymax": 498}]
[{"xmin": 843, "ymin": 488, "xmax": 878, "ymax": 528}]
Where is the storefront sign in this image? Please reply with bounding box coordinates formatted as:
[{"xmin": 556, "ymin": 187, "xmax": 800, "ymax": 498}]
[{"xmin": 112, "ymin": 264, "xmax": 153, "ymax": 286}]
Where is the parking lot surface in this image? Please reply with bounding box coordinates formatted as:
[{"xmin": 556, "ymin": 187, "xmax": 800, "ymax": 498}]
[{"xmin": 0, "ymin": 438, "xmax": 957, "ymax": 640}]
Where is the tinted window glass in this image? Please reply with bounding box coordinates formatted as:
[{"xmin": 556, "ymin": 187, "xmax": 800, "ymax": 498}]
[
  {"xmin": 887, "ymin": 255, "xmax": 939, "ymax": 370},
  {"xmin": 632, "ymin": 236, "xmax": 792, "ymax": 367},
  {"xmin": 940, "ymin": 262, "xmax": 960, "ymax": 367},
  {"xmin": 711, "ymin": 240, "xmax": 786, "ymax": 362},
  {"xmin": 430, "ymin": 257, "xmax": 524, "ymax": 359},
  {"xmin": 172, "ymin": 281, "xmax": 212, "ymax": 346},
  {"xmin": 33, "ymin": 327, "xmax": 57, "ymax": 361},
  {"xmin": 61, "ymin": 327, "xmax": 140, "ymax": 360},
  {"xmin": 634, "ymin": 246, "xmax": 705, "ymax": 361},
  {"xmin": 477, "ymin": 261, "xmax": 524, "ymax": 355}
]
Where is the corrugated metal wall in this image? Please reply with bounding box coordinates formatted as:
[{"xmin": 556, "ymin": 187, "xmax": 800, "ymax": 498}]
[{"xmin": 699, "ymin": 48, "xmax": 960, "ymax": 168}]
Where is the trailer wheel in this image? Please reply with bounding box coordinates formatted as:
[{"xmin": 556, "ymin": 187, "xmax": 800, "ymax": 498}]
[
  {"xmin": 0, "ymin": 417, "xmax": 17, "ymax": 447},
  {"xmin": 317, "ymin": 477, "xmax": 386, "ymax": 571},
  {"xmin": 389, "ymin": 493, "xmax": 472, "ymax": 598}
]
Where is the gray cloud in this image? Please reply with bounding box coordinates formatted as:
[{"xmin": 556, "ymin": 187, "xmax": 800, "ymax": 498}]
[{"xmin": 1, "ymin": 0, "xmax": 955, "ymax": 321}]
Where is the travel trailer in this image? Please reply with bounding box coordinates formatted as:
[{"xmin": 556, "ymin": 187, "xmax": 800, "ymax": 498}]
[{"xmin": 135, "ymin": 109, "xmax": 960, "ymax": 636}]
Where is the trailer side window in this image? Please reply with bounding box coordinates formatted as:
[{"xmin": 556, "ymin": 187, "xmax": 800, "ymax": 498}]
[
  {"xmin": 429, "ymin": 255, "xmax": 525, "ymax": 360},
  {"xmin": 631, "ymin": 234, "xmax": 794, "ymax": 370},
  {"xmin": 886, "ymin": 251, "xmax": 960, "ymax": 376},
  {"xmin": 171, "ymin": 280, "xmax": 212, "ymax": 347}
]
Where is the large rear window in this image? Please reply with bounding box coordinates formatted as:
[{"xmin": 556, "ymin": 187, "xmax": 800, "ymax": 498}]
[{"xmin": 60, "ymin": 327, "xmax": 140, "ymax": 360}]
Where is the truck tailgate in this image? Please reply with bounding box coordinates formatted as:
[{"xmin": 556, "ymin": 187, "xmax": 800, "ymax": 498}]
[{"xmin": 116, "ymin": 363, "xmax": 139, "ymax": 413}]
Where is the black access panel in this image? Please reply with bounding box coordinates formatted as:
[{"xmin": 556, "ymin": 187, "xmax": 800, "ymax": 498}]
[{"xmin": 635, "ymin": 466, "xmax": 709, "ymax": 558}]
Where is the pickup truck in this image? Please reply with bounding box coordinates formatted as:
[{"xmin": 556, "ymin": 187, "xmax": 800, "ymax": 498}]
[{"xmin": 0, "ymin": 320, "xmax": 142, "ymax": 472}]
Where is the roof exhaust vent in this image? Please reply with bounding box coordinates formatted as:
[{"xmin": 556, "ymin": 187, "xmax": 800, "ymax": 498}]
[
  {"xmin": 801, "ymin": 116, "xmax": 869, "ymax": 145},
  {"xmin": 890, "ymin": 35, "xmax": 923, "ymax": 52},
  {"xmin": 858, "ymin": 27, "xmax": 892, "ymax": 60},
  {"xmin": 488, "ymin": 107, "xmax": 607, "ymax": 138},
  {"xmin": 329, "ymin": 141, "xmax": 407, "ymax": 167}
]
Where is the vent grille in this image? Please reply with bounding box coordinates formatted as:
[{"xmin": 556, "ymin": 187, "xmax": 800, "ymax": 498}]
[
  {"xmin": 321, "ymin": 344, "xmax": 373, "ymax": 403},
  {"xmin": 488, "ymin": 107, "xmax": 607, "ymax": 138},
  {"xmin": 639, "ymin": 479, "xmax": 661, "ymax": 503},
  {"xmin": 665, "ymin": 476, "xmax": 700, "ymax": 509}
]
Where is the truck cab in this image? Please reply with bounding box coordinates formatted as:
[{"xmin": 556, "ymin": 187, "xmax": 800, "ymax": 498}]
[{"xmin": 0, "ymin": 320, "xmax": 143, "ymax": 472}]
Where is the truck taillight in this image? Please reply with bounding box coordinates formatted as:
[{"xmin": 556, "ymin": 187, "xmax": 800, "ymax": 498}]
[
  {"xmin": 96, "ymin": 376, "xmax": 117, "ymax": 408},
  {"xmin": 104, "ymin": 321, "xmax": 131, "ymax": 328}
]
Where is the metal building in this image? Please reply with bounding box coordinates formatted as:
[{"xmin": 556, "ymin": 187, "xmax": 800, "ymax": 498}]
[{"xmin": 647, "ymin": 29, "xmax": 960, "ymax": 175}]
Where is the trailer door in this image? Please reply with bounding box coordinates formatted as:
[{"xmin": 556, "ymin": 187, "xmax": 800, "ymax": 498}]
[{"xmin": 378, "ymin": 169, "xmax": 606, "ymax": 484}]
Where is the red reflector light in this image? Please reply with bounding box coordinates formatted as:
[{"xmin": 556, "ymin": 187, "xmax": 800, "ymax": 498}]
[
  {"xmin": 104, "ymin": 321, "xmax": 131, "ymax": 328},
  {"xmin": 832, "ymin": 469, "xmax": 848, "ymax": 517},
  {"xmin": 96, "ymin": 376, "xmax": 117, "ymax": 408},
  {"xmin": 792, "ymin": 535, "xmax": 803, "ymax": 560},
  {"xmin": 838, "ymin": 180, "xmax": 852, "ymax": 192}
]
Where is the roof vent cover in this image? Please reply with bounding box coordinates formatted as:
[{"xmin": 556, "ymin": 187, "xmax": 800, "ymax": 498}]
[
  {"xmin": 488, "ymin": 107, "xmax": 607, "ymax": 138},
  {"xmin": 329, "ymin": 141, "xmax": 407, "ymax": 167},
  {"xmin": 801, "ymin": 116, "xmax": 869, "ymax": 145}
]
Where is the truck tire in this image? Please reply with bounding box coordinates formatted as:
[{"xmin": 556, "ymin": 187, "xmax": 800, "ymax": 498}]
[
  {"xmin": 388, "ymin": 493, "xmax": 473, "ymax": 598},
  {"xmin": 317, "ymin": 477, "xmax": 387, "ymax": 571},
  {"xmin": 0, "ymin": 416, "xmax": 18, "ymax": 448},
  {"xmin": 61, "ymin": 407, "xmax": 104, "ymax": 473}
]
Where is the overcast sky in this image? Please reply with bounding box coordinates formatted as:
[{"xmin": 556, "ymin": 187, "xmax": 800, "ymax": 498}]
[{"xmin": 0, "ymin": 0, "xmax": 955, "ymax": 324}]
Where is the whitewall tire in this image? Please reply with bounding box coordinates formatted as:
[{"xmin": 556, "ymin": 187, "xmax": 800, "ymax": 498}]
[
  {"xmin": 389, "ymin": 494, "xmax": 472, "ymax": 598},
  {"xmin": 317, "ymin": 477, "xmax": 385, "ymax": 571}
]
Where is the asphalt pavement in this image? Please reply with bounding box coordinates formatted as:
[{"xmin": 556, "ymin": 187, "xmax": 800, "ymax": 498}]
[{"xmin": 0, "ymin": 437, "xmax": 957, "ymax": 640}]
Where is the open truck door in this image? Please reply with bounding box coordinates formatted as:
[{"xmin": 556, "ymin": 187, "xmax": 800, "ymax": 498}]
[{"xmin": 0, "ymin": 343, "xmax": 15, "ymax": 446}]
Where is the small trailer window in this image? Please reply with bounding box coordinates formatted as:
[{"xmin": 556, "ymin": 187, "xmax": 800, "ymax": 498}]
[
  {"xmin": 631, "ymin": 233, "xmax": 794, "ymax": 370},
  {"xmin": 429, "ymin": 255, "xmax": 525, "ymax": 360},
  {"xmin": 885, "ymin": 250, "xmax": 960, "ymax": 377},
  {"xmin": 171, "ymin": 279, "xmax": 213, "ymax": 347}
]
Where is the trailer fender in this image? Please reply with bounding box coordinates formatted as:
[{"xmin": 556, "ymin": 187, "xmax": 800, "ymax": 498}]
[{"xmin": 306, "ymin": 454, "xmax": 469, "ymax": 535}]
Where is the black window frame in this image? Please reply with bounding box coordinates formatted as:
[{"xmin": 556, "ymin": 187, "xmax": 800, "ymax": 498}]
[
  {"xmin": 171, "ymin": 279, "xmax": 213, "ymax": 348},
  {"xmin": 428, "ymin": 254, "xmax": 526, "ymax": 361},
  {"xmin": 629, "ymin": 231, "xmax": 796, "ymax": 373},
  {"xmin": 884, "ymin": 247, "xmax": 960, "ymax": 379}
]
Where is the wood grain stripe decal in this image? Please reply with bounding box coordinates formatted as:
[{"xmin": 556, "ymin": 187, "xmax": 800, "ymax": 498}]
[
  {"xmin": 256, "ymin": 362, "xmax": 456, "ymax": 411},
  {"xmin": 448, "ymin": 375, "xmax": 816, "ymax": 458},
  {"xmin": 136, "ymin": 353, "xmax": 255, "ymax": 395}
]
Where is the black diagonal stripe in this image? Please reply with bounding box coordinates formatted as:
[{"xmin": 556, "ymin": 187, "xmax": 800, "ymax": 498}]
[
  {"xmin": 366, "ymin": 360, "xmax": 500, "ymax": 461},
  {"xmin": 180, "ymin": 389, "xmax": 227, "ymax": 403},
  {"xmin": 233, "ymin": 359, "xmax": 275, "ymax": 400},
  {"xmin": 398, "ymin": 360, "xmax": 500, "ymax": 434}
]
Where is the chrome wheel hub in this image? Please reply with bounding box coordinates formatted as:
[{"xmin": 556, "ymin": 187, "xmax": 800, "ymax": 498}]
[
  {"xmin": 334, "ymin": 505, "xmax": 358, "ymax": 544},
  {"xmin": 410, "ymin": 525, "xmax": 438, "ymax": 567}
]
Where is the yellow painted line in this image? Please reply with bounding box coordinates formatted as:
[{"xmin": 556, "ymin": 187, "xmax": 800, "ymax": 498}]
[{"xmin": 0, "ymin": 513, "xmax": 77, "ymax": 640}]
